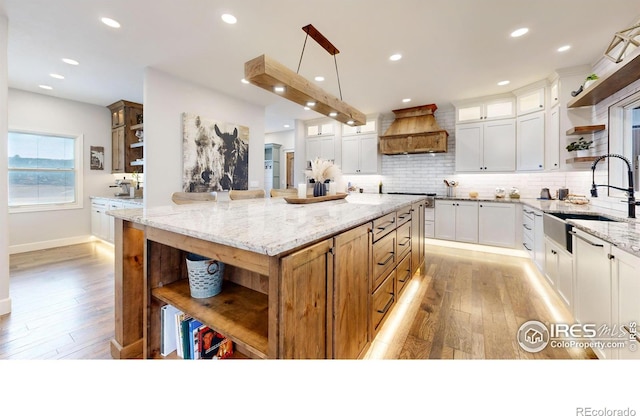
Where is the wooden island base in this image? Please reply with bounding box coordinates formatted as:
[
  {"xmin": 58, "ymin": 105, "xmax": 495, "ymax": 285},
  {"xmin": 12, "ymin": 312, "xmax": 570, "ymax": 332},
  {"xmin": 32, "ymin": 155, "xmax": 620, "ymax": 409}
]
[{"xmin": 110, "ymin": 197, "xmax": 425, "ymax": 359}]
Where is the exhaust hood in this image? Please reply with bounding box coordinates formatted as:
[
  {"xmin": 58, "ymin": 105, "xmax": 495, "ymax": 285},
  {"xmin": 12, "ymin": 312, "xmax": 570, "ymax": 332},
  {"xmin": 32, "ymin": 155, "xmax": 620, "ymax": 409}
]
[{"xmin": 379, "ymin": 104, "xmax": 449, "ymax": 154}]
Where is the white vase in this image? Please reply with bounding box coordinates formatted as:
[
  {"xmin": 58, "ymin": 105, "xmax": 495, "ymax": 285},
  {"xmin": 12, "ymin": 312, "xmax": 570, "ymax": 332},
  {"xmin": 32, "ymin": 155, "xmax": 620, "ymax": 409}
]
[
  {"xmin": 576, "ymin": 149, "xmax": 591, "ymax": 158},
  {"xmin": 584, "ymin": 79, "xmax": 595, "ymax": 89}
]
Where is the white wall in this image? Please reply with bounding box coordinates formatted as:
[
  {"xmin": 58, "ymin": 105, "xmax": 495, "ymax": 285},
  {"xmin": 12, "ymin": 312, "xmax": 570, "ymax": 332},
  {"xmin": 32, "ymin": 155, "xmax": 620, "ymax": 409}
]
[
  {"xmin": 143, "ymin": 68, "xmax": 265, "ymax": 207},
  {"xmin": 7, "ymin": 89, "xmax": 113, "ymax": 251},
  {"xmin": 265, "ymin": 129, "xmax": 294, "ymax": 188},
  {"xmin": 1, "ymin": 13, "xmax": 11, "ymax": 315}
]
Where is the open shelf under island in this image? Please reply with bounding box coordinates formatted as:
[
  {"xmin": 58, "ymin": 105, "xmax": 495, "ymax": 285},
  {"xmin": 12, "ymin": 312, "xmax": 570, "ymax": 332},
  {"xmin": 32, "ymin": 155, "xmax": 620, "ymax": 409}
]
[{"xmin": 107, "ymin": 193, "xmax": 426, "ymax": 359}]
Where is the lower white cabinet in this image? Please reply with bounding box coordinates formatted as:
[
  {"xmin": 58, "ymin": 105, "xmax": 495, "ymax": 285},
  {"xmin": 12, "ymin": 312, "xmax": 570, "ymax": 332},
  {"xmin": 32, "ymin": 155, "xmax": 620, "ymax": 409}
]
[
  {"xmin": 611, "ymin": 246, "xmax": 640, "ymax": 359},
  {"xmin": 522, "ymin": 207, "xmax": 544, "ymax": 270},
  {"xmin": 544, "ymin": 236, "xmax": 573, "ymax": 309},
  {"xmin": 434, "ymin": 200, "xmax": 478, "ymax": 243},
  {"xmin": 91, "ymin": 198, "xmax": 140, "ymax": 243},
  {"xmin": 573, "ymin": 229, "xmax": 613, "ymax": 359},
  {"xmin": 424, "ymin": 205, "xmax": 435, "ymax": 238},
  {"xmin": 478, "ymin": 202, "xmax": 515, "ymax": 248}
]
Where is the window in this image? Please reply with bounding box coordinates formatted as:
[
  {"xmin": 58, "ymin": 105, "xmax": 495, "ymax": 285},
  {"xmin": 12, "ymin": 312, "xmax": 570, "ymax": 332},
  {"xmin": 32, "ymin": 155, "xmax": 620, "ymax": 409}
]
[{"xmin": 8, "ymin": 130, "xmax": 83, "ymax": 212}]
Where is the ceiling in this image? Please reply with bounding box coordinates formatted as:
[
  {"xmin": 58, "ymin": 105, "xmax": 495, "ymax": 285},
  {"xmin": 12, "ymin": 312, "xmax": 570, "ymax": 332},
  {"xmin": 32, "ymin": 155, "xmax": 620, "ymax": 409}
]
[{"xmin": 2, "ymin": 0, "xmax": 640, "ymax": 133}]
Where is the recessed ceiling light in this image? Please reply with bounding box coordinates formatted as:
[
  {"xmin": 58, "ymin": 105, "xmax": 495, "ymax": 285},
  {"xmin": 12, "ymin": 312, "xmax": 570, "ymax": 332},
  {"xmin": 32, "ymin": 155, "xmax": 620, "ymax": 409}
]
[
  {"xmin": 62, "ymin": 58, "xmax": 79, "ymax": 66},
  {"xmin": 50, "ymin": 73, "xmax": 65, "ymax": 80},
  {"xmin": 101, "ymin": 17, "xmax": 121, "ymax": 28},
  {"xmin": 221, "ymin": 14, "xmax": 237, "ymax": 24},
  {"xmin": 329, "ymin": 111, "xmax": 338, "ymax": 117},
  {"xmin": 389, "ymin": 53, "xmax": 402, "ymax": 61},
  {"xmin": 402, "ymin": 98, "xmax": 411, "ymax": 103},
  {"xmin": 557, "ymin": 45, "xmax": 571, "ymax": 52},
  {"xmin": 283, "ymin": 124, "xmax": 290, "ymax": 128},
  {"xmin": 274, "ymin": 86, "xmax": 285, "ymax": 93},
  {"xmin": 510, "ymin": 27, "xmax": 529, "ymax": 38},
  {"xmin": 241, "ymin": 78, "xmax": 249, "ymax": 84},
  {"xmin": 39, "ymin": 85, "xmax": 53, "ymax": 90},
  {"xmin": 314, "ymin": 76, "xmax": 325, "ymax": 82},
  {"xmin": 306, "ymin": 101, "xmax": 316, "ymax": 107},
  {"xmin": 498, "ymin": 80, "xmax": 510, "ymax": 86}
]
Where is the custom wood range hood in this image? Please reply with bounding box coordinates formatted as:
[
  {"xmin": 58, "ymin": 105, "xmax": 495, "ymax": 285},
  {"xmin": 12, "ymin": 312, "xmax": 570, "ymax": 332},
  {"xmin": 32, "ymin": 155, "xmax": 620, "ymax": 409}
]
[{"xmin": 379, "ymin": 104, "xmax": 449, "ymax": 154}]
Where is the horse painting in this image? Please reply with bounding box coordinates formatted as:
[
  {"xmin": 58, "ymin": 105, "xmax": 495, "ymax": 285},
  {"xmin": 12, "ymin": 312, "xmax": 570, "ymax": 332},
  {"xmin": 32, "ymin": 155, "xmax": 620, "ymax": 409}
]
[{"xmin": 182, "ymin": 113, "xmax": 249, "ymax": 192}]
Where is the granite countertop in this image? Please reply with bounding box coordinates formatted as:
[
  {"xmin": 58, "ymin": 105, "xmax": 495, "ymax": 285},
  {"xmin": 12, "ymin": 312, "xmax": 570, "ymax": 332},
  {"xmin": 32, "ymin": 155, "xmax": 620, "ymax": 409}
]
[
  {"xmin": 569, "ymin": 219, "xmax": 640, "ymax": 256},
  {"xmin": 107, "ymin": 193, "xmax": 425, "ymax": 256},
  {"xmin": 91, "ymin": 195, "xmax": 144, "ymax": 205}
]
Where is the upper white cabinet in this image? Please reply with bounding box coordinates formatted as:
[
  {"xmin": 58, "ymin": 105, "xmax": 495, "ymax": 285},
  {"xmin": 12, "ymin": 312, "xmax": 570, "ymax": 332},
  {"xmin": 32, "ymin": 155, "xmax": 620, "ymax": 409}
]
[
  {"xmin": 516, "ymin": 86, "xmax": 545, "ymax": 115},
  {"xmin": 549, "ymin": 79, "xmax": 559, "ymax": 108},
  {"xmin": 305, "ymin": 119, "xmax": 335, "ymax": 137},
  {"xmin": 455, "ymin": 119, "xmax": 516, "ymax": 172},
  {"xmin": 545, "ymin": 106, "xmax": 560, "ymax": 170},
  {"xmin": 341, "ymin": 134, "xmax": 380, "ymax": 174},
  {"xmin": 342, "ymin": 119, "xmax": 377, "ymax": 136},
  {"xmin": 516, "ymin": 111, "xmax": 545, "ymax": 171},
  {"xmin": 455, "ymin": 95, "xmax": 515, "ymax": 123}
]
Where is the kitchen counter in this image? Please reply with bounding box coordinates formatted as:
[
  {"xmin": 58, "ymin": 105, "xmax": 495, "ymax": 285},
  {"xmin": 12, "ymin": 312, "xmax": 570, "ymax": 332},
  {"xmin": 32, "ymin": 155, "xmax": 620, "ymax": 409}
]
[
  {"xmin": 108, "ymin": 193, "xmax": 424, "ymax": 256},
  {"xmin": 437, "ymin": 196, "xmax": 640, "ymax": 257},
  {"xmin": 91, "ymin": 195, "xmax": 144, "ymax": 205}
]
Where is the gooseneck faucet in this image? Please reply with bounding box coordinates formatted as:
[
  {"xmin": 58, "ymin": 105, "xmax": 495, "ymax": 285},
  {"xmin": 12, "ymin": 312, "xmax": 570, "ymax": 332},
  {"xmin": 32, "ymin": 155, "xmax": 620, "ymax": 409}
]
[{"xmin": 590, "ymin": 153, "xmax": 637, "ymax": 219}]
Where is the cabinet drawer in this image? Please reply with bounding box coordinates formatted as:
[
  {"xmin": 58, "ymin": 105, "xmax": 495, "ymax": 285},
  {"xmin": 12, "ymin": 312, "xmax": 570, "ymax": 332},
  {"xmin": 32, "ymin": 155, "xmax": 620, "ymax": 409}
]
[
  {"xmin": 396, "ymin": 220, "xmax": 412, "ymax": 261},
  {"xmin": 523, "ymin": 233, "xmax": 534, "ymax": 255},
  {"xmin": 396, "ymin": 253, "xmax": 412, "ymax": 296},
  {"xmin": 522, "ymin": 210, "xmax": 534, "ymax": 238},
  {"xmin": 396, "ymin": 205, "xmax": 412, "ymax": 226},
  {"xmin": 372, "ymin": 212, "xmax": 397, "ymax": 242},
  {"xmin": 371, "ymin": 270, "xmax": 395, "ymax": 334},
  {"xmin": 372, "ymin": 230, "xmax": 396, "ymax": 290}
]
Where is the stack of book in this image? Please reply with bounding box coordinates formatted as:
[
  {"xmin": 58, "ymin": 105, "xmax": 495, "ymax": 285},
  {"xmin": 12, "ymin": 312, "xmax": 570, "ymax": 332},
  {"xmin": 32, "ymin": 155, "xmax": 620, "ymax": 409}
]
[{"xmin": 160, "ymin": 304, "xmax": 233, "ymax": 359}]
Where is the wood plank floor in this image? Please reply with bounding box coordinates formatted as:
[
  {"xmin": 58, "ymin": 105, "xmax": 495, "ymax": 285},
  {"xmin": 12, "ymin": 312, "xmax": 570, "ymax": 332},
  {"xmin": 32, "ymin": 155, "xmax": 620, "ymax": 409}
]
[{"xmin": 1, "ymin": 240, "xmax": 596, "ymax": 359}]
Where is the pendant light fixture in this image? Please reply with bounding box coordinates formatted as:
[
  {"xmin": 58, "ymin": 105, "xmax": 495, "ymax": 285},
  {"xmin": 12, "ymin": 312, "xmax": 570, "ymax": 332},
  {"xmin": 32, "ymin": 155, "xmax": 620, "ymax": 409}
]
[{"xmin": 244, "ymin": 24, "xmax": 366, "ymax": 126}]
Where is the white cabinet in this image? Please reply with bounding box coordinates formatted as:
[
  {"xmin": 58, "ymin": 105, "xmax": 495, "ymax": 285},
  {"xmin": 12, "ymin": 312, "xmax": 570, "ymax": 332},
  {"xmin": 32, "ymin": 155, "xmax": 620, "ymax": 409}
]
[
  {"xmin": 573, "ymin": 229, "xmax": 613, "ymax": 359},
  {"xmin": 549, "ymin": 79, "xmax": 559, "ymax": 108},
  {"xmin": 424, "ymin": 205, "xmax": 435, "ymax": 238},
  {"xmin": 434, "ymin": 200, "xmax": 478, "ymax": 243},
  {"xmin": 455, "ymin": 96, "xmax": 515, "ymax": 123},
  {"xmin": 305, "ymin": 119, "xmax": 335, "ymax": 137},
  {"xmin": 516, "ymin": 87, "xmax": 545, "ymax": 115},
  {"xmin": 546, "ymin": 106, "xmax": 560, "ymax": 171},
  {"xmin": 91, "ymin": 199, "xmax": 109, "ymax": 242},
  {"xmin": 306, "ymin": 135, "xmax": 336, "ymax": 164},
  {"xmin": 612, "ymin": 247, "xmax": 640, "ymax": 359},
  {"xmin": 478, "ymin": 202, "xmax": 516, "ymax": 248},
  {"xmin": 341, "ymin": 134, "xmax": 380, "ymax": 174},
  {"xmin": 342, "ymin": 119, "xmax": 377, "ymax": 136},
  {"xmin": 516, "ymin": 111, "xmax": 545, "ymax": 171},
  {"xmin": 455, "ymin": 119, "xmax": 516, "ymax": 172},
  {"xmin": 544, "ymin": 237, "xmax": 573, "ymax": 309}
]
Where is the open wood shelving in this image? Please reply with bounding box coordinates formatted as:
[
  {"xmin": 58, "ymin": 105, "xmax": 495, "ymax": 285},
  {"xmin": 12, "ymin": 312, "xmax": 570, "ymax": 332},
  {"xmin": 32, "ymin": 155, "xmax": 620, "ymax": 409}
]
[{"xmin": 566, "ymin": 125, "xmax": 606, "ymax": 135}]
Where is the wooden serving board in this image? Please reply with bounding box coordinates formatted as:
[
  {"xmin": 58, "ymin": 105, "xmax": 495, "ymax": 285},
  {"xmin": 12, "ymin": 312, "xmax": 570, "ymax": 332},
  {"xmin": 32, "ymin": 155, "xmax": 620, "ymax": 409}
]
[{"xmin": 284, "ymin": 193, "xmax": 348, "ymax": 204}]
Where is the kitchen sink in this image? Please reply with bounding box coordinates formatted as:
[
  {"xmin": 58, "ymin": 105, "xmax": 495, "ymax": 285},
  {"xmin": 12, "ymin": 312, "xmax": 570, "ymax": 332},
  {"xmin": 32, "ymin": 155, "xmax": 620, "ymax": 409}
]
[
  {"xmin": 546, "ymin": 212, "xmax": 620, "ymax": 222},
  {"xmin": 543, "ymin": 212, "xmax": 621, "ymax": 254}
]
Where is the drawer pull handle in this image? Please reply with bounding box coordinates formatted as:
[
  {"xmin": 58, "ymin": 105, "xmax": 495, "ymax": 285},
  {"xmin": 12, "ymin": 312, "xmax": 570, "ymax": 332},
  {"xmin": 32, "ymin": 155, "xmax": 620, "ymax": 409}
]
[
  {"xmin": 377, "ymin": 219, "xmax": 396, "ymax": 231},
  {"xmin": 533, "ymin": 212, "xmax": 543, "ymax": 217},
  {"xmin": 523, "ymin": 224, "xmax": 532, "ymax": 230},
  {"xmin": 398, "ymin": 237, "xmax": 411, "ymax": 247},
  {"xmin": 568, "ymin": 230, "xmax": 604, "ymax": 247},
  {"xmin": 523, "ymin": 242, "xmax": 532, "ymax": 251},
  {"xmin": 398, "ymin": 269, "xmax": 411, "ymax": 283},
  {"xmin": 377, "ymin": 252, "xmax": 394, "ymax": 266},
  {"xmin": 377, "ymin": 295, "xmax": 394, "ymax": 315}
]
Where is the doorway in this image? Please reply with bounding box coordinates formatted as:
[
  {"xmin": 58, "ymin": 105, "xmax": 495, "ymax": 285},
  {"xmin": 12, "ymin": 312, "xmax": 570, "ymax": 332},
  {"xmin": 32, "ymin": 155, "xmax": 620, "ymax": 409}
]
[{"xmin": 286, "ymin": 151, "xmax": 294, "ymax": 189}]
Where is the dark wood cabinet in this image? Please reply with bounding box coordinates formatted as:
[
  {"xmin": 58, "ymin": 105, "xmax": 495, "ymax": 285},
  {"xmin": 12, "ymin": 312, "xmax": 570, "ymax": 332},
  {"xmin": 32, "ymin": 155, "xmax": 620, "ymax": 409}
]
[{"xmin": 107, "ymin": 100, "xmax": 143, "ymax": 173}]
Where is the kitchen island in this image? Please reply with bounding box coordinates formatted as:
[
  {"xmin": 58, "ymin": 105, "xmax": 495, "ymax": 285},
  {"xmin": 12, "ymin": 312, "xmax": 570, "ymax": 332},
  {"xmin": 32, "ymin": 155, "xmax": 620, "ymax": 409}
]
[{"xmin": 108, "ymin": 193, "xmax": 426, "ymax": 359}]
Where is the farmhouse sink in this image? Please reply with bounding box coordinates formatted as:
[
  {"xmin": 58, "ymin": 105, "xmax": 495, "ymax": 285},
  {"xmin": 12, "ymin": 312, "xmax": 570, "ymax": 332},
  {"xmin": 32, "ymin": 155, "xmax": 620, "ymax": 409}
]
[{"xmin": 547, "ymin": 212, "xmax": 621, "ymax": 222}]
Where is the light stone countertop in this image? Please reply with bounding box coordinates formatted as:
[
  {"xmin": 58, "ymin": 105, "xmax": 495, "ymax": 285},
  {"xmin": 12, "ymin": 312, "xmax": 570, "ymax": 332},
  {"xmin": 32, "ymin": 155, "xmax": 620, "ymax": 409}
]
[
  {"xmin": 91, "ymin": 196, "xmax": 144, "ymax": 205},
  {"xmin": 107, "ymin": 193, "xmax": 425, "ymax": 256},
  {"xmin": 568, "ymin": 219, "xmax": 640, "ymax": 256}
]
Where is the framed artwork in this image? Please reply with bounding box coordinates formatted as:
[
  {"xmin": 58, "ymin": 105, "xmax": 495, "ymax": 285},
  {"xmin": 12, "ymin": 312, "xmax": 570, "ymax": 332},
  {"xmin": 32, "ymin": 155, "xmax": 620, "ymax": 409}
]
[
  {"xmin": 90, "ymin": 146, "xmax": 105, "ymax": 170},
  {"xmin": 182, "ymin": 112, "xmax": 249, "ymax": 192}
]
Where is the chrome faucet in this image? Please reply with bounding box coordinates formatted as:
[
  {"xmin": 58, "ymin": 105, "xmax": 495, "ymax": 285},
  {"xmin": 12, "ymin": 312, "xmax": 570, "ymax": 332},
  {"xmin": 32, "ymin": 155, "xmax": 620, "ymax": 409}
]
[{"xmin": 590, "ymin": 153, "xmax": 638, "ymax": 219}]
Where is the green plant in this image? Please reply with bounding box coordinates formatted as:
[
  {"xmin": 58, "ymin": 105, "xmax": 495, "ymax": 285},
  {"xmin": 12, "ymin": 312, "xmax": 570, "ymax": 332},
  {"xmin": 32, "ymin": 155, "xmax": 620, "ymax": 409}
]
[
  {"xmin": 585, "ymin": 73, "xmax": 599, "ymax": 81},
  {"xmin": 566, "ymin": 137, "xmax": 593, "ymax": 151}
]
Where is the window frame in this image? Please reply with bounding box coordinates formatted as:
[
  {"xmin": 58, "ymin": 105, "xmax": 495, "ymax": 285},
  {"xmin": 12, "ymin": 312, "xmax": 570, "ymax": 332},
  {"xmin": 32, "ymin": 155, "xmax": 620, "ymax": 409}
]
[{"xmin": 8, "ymin": 128, "xmax": 84, "ymax": 213}]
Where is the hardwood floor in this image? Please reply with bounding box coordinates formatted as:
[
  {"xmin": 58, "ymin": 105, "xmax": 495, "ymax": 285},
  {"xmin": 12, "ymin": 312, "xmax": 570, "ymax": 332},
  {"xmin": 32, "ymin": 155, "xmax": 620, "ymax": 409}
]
[
  {"xmin": 1, "ymin": 240, "xmax": 596, "ymax": 359},
  {"xmin": 1, "ymin": 242, "xmax": 115, "ymax": 359}
]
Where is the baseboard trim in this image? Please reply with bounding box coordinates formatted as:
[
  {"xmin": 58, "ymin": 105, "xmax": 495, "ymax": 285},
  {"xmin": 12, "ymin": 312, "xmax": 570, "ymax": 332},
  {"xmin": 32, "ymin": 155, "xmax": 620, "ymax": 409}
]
[
  {"xmin": 0, "ymin": 297, "xmax": 11, "ymax": 316},
  {"xmin": 9, "ymin": 235, "xmax": 96, "ymax": 254},
  {"xmin": 425, "ymin": 237, "xmax": 529, "ymax": 258}
]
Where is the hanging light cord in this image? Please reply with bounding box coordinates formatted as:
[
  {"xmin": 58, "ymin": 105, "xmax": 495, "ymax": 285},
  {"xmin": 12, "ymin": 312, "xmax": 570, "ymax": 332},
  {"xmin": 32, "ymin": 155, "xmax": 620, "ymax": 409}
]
[{"xmin": 297, "ymin": 31, "xmax": 344, "ymax": 101}]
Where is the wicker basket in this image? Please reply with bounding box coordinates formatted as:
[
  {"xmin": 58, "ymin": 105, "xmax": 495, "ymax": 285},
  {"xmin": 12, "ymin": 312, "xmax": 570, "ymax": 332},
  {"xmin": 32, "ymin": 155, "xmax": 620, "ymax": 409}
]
[{"xmin": 186, "ymin": 253, "xmax": 224, "ymax": 298}]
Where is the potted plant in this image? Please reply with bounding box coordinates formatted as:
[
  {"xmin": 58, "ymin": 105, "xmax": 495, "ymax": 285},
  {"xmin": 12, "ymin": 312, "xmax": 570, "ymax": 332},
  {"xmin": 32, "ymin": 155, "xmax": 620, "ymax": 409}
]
[
  {"xmin": 583, "ymin": 73, "xmax": 599, "ymax": 89},
  {"xmin": 566, "ymin": 137, "xmax": 593, "ymax": 157}
]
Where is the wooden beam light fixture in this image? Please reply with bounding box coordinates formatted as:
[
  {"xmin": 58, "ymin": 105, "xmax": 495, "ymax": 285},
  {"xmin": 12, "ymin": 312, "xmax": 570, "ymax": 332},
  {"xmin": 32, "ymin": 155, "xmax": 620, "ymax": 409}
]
[{"xmin": 244, "ymin": 24, "xmax": 366, "ymax": 126}]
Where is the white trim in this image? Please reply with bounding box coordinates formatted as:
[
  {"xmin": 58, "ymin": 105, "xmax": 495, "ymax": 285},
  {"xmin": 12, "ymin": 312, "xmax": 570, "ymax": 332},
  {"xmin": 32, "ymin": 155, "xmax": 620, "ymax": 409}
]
[
  {"xmin": 0, "ymin": 297, "xmax": 11, "ymax": 316},
  {"xmin": 8, "ymin": 234, "xmax": 95, "ymax": 254},
  {"xmin": 8, "ymin": 129, "xmax": 84, "ymax": 213}
]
